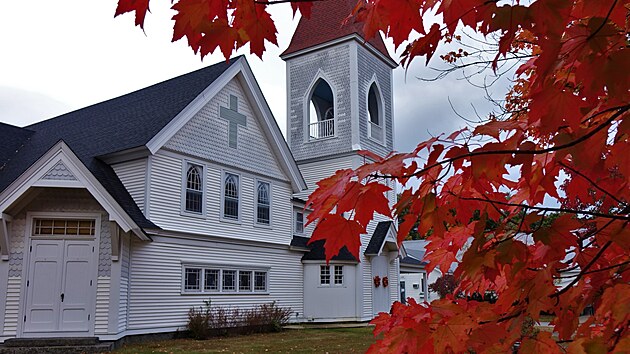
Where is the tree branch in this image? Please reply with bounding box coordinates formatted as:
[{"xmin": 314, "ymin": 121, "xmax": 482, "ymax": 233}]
[{"xmin": 458, "ymin": 197, "xmax": 628, "ymax": 221}]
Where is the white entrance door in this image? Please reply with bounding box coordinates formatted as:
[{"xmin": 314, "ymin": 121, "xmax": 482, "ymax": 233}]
[
  {"xmin": 371, "ymin": 255, "xmax": 390, "ymax": 315},
  {"xmin": 24, "ymin": 239, "xmax": 96, "ymax": 335}
]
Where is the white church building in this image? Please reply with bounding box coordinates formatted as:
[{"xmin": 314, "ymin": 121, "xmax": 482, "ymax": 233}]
[{"xmin": 0, "ymin": 0, "xmax": 406, "ymax": 343}]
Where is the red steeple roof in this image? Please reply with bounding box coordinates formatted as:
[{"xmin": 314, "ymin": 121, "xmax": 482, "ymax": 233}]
[{"xmin": 281, "ymin": 0, "xmax": 393, "ymax": 63}]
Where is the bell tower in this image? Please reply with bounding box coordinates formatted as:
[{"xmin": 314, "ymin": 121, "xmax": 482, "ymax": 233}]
[{"xmin": 281, "ymin": 0, "xmax": 397, "ymax": 200}]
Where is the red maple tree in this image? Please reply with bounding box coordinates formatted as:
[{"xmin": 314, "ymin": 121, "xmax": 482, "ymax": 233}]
[{"xmin": 115, "ymin": 0, "xmax": 629, "ymax": 352}]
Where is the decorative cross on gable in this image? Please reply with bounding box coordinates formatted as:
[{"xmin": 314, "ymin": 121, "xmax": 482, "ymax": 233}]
[{"xmin": 219, "ymin": 94, "xmax": 247, "ymax": 148}]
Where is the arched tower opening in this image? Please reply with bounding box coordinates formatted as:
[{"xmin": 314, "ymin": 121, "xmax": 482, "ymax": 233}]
[{"xmin": 308, "ymin": 79, "xmax": 335, "ymax": 139}]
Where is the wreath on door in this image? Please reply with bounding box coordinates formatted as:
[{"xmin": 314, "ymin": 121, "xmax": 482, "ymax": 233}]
[
  {"xmin": 373, "ymin": 275, "xmax": 381, "ymax": 287},
  {"xmin": 382, "ymin": 276, "xmax": 389, "ymax": 288}
]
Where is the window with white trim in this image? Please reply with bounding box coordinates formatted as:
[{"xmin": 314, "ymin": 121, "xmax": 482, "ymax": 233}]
[
  {"xmin": 367, "ymin": 82, "xmax": 384, "ymax": 142},
  {"xmin": 320, "ymin": 265, "xmax": 330, "ymax": 285},
  {"xmin": 184, "ymin": 163, "xmax": 204, "ymax": 214},
  {"xmin": 334, "ymin": 265, "xmax": 344, "ymax": 285},
  {"xmin": 320, "ymin": 265, "xmax": 343, "ymax": 286},
  {"xmin": 254, "ymin": 271, "xmax": 267, "ymax": 292},
  {"xmin": 222, "ymin": 270, "xmax": 236, "ymax": 292},
  {"xmin": 256, "ymin": 181, "xmax": 270, "ymax": 225},
  {"xmin": 294, "ymin": 210, "xmax": 304, "ymax": 234},
  {"xmin": 184, "ymin": 268, "xmax": 202, "ymax": 291},
  {"xmin": 239, "ymin": 271, "xmax": 252, "ymax": 291},
  {"xmin": 33, "ymin": 219, "xmax": 95, "ymax": 236},
  {"xmin": 204, "ymin": 269, "xmax": 219, "ymax": 291},
  {"xmin": 182, "ymin": 266, "xmax": 268, "ymax": 294},
  {"xmin": 223, "ymin": 172, "xmax": 240, "ymax": 220}
]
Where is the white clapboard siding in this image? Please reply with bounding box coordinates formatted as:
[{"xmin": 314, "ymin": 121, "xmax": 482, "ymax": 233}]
[
  {"xmin": 95, "ymin": 277, "xmax": 110, "ymax": 335},
  {"xmin": 118, "ymin": 233, "xmax": 131, "ymax": 333},
  {"xmin": 149, "ymin": 151, "xmax": 294, "ymax": 245},
  {"xmin": 294, "ymin": 155, "xmax": 357, "ymax": 201},
  {"xmin": 360, "ymin": 234, "xmax": 374, "ymax": 319},
  {"xmin": 3, "ymin": 277, "xmax": 21, "ymax": 336},
  {"xmin": 389, "ymin": 258, "xmax": 400, "ymax": 304},
  {"xmin": 112, "ymin": 159, "xmax": 147, "ymax": 212},
  {"xmin": 127, "ymin": 238, "xmax": 303, "ymax": 330}
]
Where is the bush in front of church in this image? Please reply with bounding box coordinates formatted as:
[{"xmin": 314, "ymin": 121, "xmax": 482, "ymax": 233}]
[{"xmin": 187, "ymin": 299, "xmax": 292, "ymax": 339}]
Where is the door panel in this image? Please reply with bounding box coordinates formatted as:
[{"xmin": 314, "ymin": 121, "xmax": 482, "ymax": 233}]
[
  {"xmin": 24, "ymin": 241, "xmax": 63, "ymax": 332},
  {"xmin": 59, "ymin": 241, "xmax": 94, "ymax": 332}
]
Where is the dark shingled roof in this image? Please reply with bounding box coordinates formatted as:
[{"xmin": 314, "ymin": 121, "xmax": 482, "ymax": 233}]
[
  {"xmin": 0, "ymin": 123, "xmax": 34, "ymax": 170},
  {"xmin": 400, "ymin": 256, "xmax": 427, "ymax": 267},
  {"xmin": 364, "ymin": 221, "xmax": 393, "ymax": 255},
  {"xmin": 291, "ymin": 236, "xmax": 358, "ymax": 262},
  {"xmin": 281, "ymin": 0, "xmax": 392, "ymax": 62},
  {"xmin": 0, "ymin": 57, "xmax": 241, "ymax": 231}
]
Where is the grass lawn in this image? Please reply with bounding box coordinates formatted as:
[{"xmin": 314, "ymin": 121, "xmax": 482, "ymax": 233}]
[{"xmin": 114, "ymin": 327, "xmax": 375, "ymax": 353}]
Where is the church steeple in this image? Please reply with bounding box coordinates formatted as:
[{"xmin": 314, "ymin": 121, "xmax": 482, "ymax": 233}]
[{"xmin": 281, "ymin": 0, "xmax": 396, "ymax": 166}]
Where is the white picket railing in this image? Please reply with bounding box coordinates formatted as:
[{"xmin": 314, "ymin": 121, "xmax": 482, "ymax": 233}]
[{"xmin": 309, "ymin": 119, "xmax": 335, "ymax": 139}]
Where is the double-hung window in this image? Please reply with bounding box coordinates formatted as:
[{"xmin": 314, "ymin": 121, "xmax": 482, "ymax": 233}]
[
  {"xmin": 184, "ymin": 163, "xmax": 204, "ymax": 214},
  {"xmin": 183, "ymin": 265, "xmax": 268, "ymax": 294},
  {"xmin": 223, "ymin": 172, "xmax": 240, "ymax": 220},
  {"xmin": 256, "ymin": 181, "xmax": 270, "ymax": 225},
  {"xmin": 294, "ymin": 211, "xmax": 304, "ymax": 234}
]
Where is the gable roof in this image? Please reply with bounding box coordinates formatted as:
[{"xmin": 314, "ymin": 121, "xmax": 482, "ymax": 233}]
[
  {"xmin": 0, "ymin": 58, "xmax": 241, "ymax": 231},
  {"xmin": 364, "ymin": 220, "xmax": 398, "ymax": 255},
  {"xmin": 281, "ymin": 0, "xmax": 395, "ymax": 67}
]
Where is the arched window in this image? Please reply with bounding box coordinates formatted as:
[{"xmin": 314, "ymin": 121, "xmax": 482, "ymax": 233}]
[
  {"xmin": 223, "ymin": 172, "xmax": 239, "ymax": 219},
  {"xmin": 367, "ymin": 82, "xmax": 383, "ymax": 142},
  {"xmin": 256, "ymin": 181, "xmax": 270, "ymax": 225},
  {"xmin": 308, "ymin": 79, "xmax": 335, "ymax": 139},
  {"xmin": 185, "ymin": 164, "xmax": 203, "ymax": 213}
]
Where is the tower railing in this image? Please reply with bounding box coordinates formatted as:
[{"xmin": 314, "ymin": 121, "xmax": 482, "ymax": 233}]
[
  {"xmin": 309, "ymin": 119, "xmax": 335, "ymax": 140},
  {"xmin": 369, "ymin": 121, "xmax": 383, "ymax": 142}
]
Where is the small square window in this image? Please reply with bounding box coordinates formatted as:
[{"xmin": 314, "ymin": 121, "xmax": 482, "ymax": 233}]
[
  {"xmin": 222, "ymin": 270, "xmax": 236, "ymax": 291},
  {"xmin": 320, "ymin": 265, "xmax": 330, "ymax": 285},
  {"xmin": 254, "ymin": 271, "xmax": 267, "ymax": 292},
  {"xmin": 185, "ymin": 268, "xmax": 201, "ymax": 291},
  {"xmin": 239, "ymin": 271, "xmax": 252, "ymax": 292},
  {"xmin": 204, "ymin": 269, "xmax": 219, "ymax": 291}
]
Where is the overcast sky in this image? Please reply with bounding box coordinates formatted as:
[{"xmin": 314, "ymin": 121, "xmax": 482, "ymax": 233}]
[{"xmin": 0, "ymin": 1, "xmax": 509, "ymax": 153}]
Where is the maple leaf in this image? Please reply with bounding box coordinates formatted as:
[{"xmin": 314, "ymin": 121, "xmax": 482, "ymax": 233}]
[
  {"xmin": 232, "ymin": 0, "xmax": 277, "ymax": 58},
  {"xmin": 402, "ymin": 23, "xmax": 442, "ymax": 66},
  {"xmin": 290, "ymin": 1, "xmax": 312, "ymax": 19},
  {"xmin": 308, "ymin": 214, "xmax": 364, "ymax": 262},
  {"xmin": 115, "ymin": 0, "xmax": 150, "ymax": 29}
]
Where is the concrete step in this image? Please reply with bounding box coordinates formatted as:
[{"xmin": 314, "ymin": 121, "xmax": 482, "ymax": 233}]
[
  {"xmin": 4, "ymin": 337, "xmax": 99, "ymax": 347},
  {"xmin": 0, "ymin": 343, "xmax": 113, "ymax": 354}
]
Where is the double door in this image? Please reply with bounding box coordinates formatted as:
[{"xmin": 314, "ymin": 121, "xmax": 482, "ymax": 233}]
[{"xmin": 23, "ymin": 239, "xmax": 96, "ymax": 335}]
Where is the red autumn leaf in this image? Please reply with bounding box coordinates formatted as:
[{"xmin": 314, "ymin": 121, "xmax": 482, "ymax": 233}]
[
  {"xmin": 115, "ymin": 0, "xmax": 150, "ymax": 29},
  {"xmin": 290, "ymin": 1, "xmax": 312, "ymax": 19},
  {"xmin": 232, "ymin": 0, "xmax": 277, "ymax": 58},
  {"xmin": 308, "ymin": 214, "xmax": 364, "ymax": 262}
]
